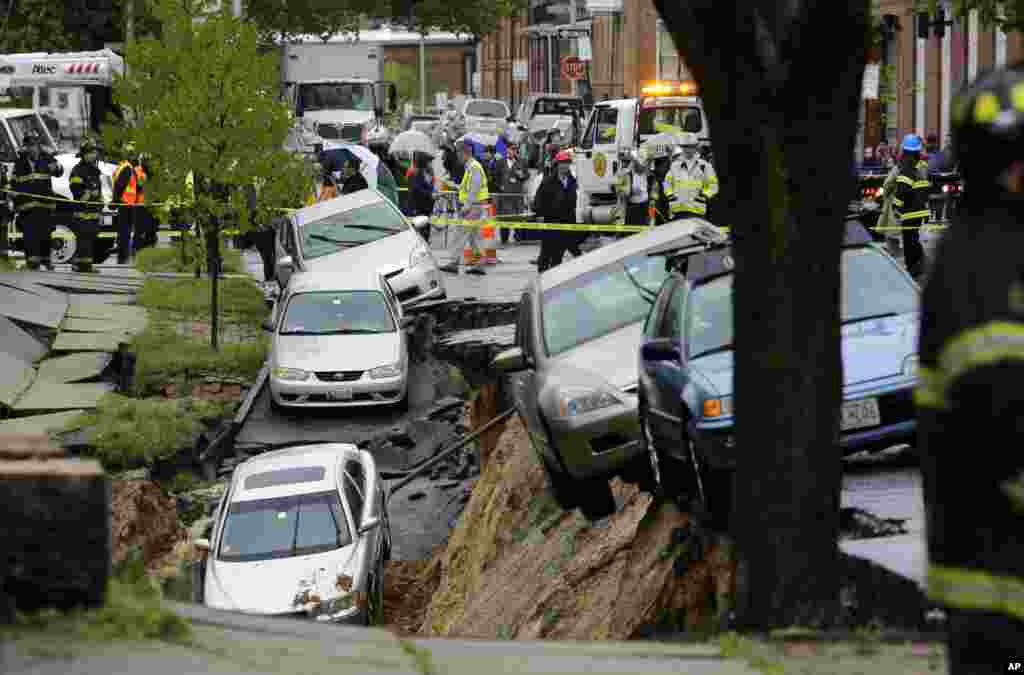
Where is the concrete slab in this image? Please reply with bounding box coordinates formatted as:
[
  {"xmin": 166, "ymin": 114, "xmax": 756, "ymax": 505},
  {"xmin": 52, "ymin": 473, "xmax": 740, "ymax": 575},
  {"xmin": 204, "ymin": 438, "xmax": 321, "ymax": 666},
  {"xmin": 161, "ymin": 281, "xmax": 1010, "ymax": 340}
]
[
  {"xmin": 28, "ymin": 278, "xmax": 138, "ymax": 294},
  {"xmin": 0, "ymin": 410, "xmax": 84, "ymax": 435},
  {"xmin": 61, "ymin": 293, "xmax": 137, "ymax": 305},
  {"xmin": 0, "ymin": 351, "xmax": 34, "ymax": 407},
  {"xmin": 65, "ymin": 300, "xmax": 147, "ymax": 323},
  {"xmin": 0, "ymin": 274, "xmax": 69, "ymax": 300},
  {"xmin": 51, "ymin": 331, "xmax": 131, "ymax": 352},
  {"xmin": 0, "ymin": 315, "xmax": 47, "ymax": 363},
  {"xmin": 36, "ymin": 353, "xmax": 112, "ymax": 383},
  {"xmin": 23, "ymin": 271, "xmax": 144, "ymax": 287},
  {"xmin": 11, "ymin": 381, "xmax": 113, "ymax": 411},
  {"xmin": 0, "ymin": 287, "xmax": 67, "ymax": 329},
  {"xmin": 61, "ymin": 316, "xmax": 145, "ymax": 334}
]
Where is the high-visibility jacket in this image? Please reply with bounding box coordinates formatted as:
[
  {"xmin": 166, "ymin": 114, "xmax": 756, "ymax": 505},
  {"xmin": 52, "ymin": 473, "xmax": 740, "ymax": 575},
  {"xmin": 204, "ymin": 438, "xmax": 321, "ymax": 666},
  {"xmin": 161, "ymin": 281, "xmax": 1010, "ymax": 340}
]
[
  {"xmin": 458, "ymin": 157, "xmax": 489, "ymax": 206},
  {"xmin": 892, "ymin": 165, "xmax": 930, "ymax": 225},
  {"xmin": 113, "ymin": 161, "xmax": 146, "ymax": 205},
  {"xmin": 663, "ymin": 157, "xmax": 719, "ymax": 216},
  {"xmin": 915, "ymin": 213, "xmax": 1024, "ymax": 627}
]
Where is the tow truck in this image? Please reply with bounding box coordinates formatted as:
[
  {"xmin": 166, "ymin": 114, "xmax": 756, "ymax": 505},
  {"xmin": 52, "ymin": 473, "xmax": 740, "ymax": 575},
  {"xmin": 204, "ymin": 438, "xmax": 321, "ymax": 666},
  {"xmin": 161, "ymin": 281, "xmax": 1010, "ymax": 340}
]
[
  {"xmin": 0, "ymin": 50, "xmax": 124, "ymax": 146},
  {"xmin": 0, "ymin": 109, "xmax": 119, "ymax": 265},
  {"xmin": 574, "ymin": 80, "xmax": 711, "ymax": 225}
]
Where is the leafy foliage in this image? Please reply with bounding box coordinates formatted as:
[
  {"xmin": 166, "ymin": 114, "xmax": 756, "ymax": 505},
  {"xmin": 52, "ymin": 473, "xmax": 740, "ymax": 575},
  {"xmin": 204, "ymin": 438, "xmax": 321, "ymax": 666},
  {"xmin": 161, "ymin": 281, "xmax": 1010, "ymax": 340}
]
[
  {"xmin": 0, "ymin": 0, "xmax": 75, "ymax": 52},
  {"xmin": 916, "ymin": 0, "xmax": 1024, "ymax": 34},
  {"xmin": 134, "ymin": 242, "xmax": 245, "ymax": 275}
]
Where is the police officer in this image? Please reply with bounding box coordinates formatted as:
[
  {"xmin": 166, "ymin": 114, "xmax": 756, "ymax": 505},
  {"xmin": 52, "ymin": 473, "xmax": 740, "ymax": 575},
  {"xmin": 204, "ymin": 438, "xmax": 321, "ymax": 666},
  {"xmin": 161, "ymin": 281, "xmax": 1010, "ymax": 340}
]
[
  {"xmin": 893, "ymin": 133, "xmax": 931, "ymax": 278},
  {"xmin": 664, "ymin": 133, "xmax": 719, "ymax": 219},
  {"xmin": 68, "ymin": 137, "xmax": 104, "ymax": 273},
  {"xmin": 915, "ymin": 64, "xmax": 1024, "ymax": 673},
  {"xmin": 13, "ymin": 132, "xmax": 61, "ymax": 270}
]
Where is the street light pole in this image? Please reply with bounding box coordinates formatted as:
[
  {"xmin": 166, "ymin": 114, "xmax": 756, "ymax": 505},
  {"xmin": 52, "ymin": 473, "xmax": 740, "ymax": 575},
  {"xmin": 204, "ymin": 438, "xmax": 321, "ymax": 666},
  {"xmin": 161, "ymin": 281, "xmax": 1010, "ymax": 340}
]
[
  {"xmin": 420, "ymin": 32, "xmax": 427, "ymax": 113},
  {"xmin": 232, "ymin": 0, "xmax": 242, "ymax": 17}
]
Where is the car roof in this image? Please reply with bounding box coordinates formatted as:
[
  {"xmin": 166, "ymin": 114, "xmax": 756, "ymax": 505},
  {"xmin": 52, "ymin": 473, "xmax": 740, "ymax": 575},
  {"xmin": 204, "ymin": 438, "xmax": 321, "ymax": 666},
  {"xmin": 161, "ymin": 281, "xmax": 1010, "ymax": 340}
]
[
  {"xmin": 0, "ymin": 108, "xmax": 36, "ymax": 118},
  {"xmin": 538, "ymin": 218, "xmax": 718, "ymax": 292},
  {"xmin": 231, "ymin": 444, "xmax": 357, "ymax": 502},
  {"xmin": 293, "ymin": 190, "xmax": 394, "ymax": 228},
  {"xmin": 287, "ymin": 268, "xmax": 391, "ymax": 295}
]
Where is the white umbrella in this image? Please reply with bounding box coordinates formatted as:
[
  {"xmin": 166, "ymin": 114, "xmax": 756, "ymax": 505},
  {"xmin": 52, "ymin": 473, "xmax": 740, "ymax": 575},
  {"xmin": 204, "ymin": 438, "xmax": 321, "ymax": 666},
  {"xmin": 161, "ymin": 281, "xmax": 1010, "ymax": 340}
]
[{"xmin": 388, "ymin": 130, "xmax": 437, "ymax": 158}]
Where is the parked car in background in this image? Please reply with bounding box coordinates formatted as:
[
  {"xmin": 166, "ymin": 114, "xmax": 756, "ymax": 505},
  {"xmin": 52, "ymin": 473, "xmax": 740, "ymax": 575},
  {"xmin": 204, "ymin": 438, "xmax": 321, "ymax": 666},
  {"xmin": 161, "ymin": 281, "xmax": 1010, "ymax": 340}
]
[
  {"xmin": 274, "ymin": 190, "xmax": 445, "ymax": 306},
  {"xmin": 198, "ymin": 442, "xmax": 392, "ymax": 625},
  {"xmin": 636, "ymin": 221, "xmax": 920, "ymax": 524},
  {"xmin": 399, "ymin": 113, "xmax": 441, "ymax": 134},
  {"xmin": 449, "ymin": 98, "xmax": 510, "ymax": 138},
  {"xmin": 492, "ymin": 218, "xmax": 726, "ymax": 520},
  {"xmin": 266, "ymin": 269, "xmax": 413, "ymax": 410}
]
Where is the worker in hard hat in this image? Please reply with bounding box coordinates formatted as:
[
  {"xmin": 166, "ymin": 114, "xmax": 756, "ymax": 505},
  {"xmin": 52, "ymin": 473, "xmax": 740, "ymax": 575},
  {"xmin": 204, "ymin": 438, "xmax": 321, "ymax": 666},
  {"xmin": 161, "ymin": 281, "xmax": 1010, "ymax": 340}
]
[
  {"xmin": 663, "ymin": 133, "xmax": 719, "ymax": 220},
  {"xmin": 68, "ymin": 137, "xmax": 104, "ymax": 273},
  {"xmin": 891, "ymin": 133, "xmax": 931, "ymax": 278}
]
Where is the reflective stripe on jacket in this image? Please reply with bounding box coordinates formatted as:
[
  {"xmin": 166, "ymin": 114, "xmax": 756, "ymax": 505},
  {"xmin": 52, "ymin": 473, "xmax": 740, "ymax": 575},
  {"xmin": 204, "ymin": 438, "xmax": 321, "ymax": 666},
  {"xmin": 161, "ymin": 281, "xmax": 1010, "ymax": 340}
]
[
  {"xmin": 69, "ymin": 162, "xmax": 104, "ymax": 220},
  {"xmin": 114, "ymin": 161, "xmax": 146, "ymax": 205},
  {"xmin": 663, "ymin": 158, "xmax": 718, "ymax": 216},
  {"xmin": 893, "ymin": 169, "xmax": 930, "ymax": 224}
]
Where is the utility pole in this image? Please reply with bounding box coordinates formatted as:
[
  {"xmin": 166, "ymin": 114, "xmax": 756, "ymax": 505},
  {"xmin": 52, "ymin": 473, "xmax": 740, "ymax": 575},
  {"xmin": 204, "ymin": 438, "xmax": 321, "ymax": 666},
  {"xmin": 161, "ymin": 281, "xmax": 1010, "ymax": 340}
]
[
  {"xmin": 420, "ymin": 32, "xmax": 426, "ymax": 113},
  {"xmin": 232, "ymin": 0, "xmax": 242, "ymax": 17}
]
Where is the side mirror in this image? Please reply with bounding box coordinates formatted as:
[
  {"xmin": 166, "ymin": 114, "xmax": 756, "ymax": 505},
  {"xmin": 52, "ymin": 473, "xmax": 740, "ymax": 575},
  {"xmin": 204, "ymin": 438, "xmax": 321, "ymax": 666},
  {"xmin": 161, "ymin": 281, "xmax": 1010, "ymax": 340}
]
[
  {"xmin": 194, "ymin": 538, "xmax": 211, "ymax": 553},
  {"xmin": 400, "ymin": 315, "xmax": 416, "ymax": 329},
  {"xmin": 358, "ymin": 515, "xmax": 380, "ymax": 535},
  {"xmin": 493, "ymin": 346, "xmax": 527, "ymax": 372},
  {"xmin": 262, "ymin": 319, "xmax": 275, "ymax": 332},
  {"xmin": 411, "ymin": 215, "xmax": 429, "ymax": 229},
  {"xmin": 641, "ymin": 338, "xmax": 680, "ymax": 362}
]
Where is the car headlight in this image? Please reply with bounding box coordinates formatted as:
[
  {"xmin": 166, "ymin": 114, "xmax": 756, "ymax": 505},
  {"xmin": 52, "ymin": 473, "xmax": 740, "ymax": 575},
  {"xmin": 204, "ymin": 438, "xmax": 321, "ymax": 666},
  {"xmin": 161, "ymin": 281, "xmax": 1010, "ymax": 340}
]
[
  {"xmin": 703, "ymin": 396, "xmax": 733, "ymax": 418},
  {"xmin": 557, "ymin": 387, "xmax": 621, "ymax": 417},
  {"xmin": 409, "ymin": 244, "xmax": 431, "ymax": 268},
  {"xmin": 369, "ymin": 363, "xmax": 402, "ymax": 379},
  {"xmin": 902, "ymin": 354, "xmax": 919, "ymax": 377},
  {"xmin": 314, "ymin": 593, "xmax": 359, "ymax": 622},
  {"xmin": 272, "ymin": 367, "xmax": 310, "ymax": 381}
]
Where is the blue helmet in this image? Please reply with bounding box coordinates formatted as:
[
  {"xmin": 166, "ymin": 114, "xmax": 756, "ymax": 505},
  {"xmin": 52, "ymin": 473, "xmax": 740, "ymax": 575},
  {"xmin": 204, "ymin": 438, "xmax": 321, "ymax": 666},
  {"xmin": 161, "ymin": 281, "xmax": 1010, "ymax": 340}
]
[{"xmin": 901, "ymin": 134, "xmax": 923, "ymax": 152}]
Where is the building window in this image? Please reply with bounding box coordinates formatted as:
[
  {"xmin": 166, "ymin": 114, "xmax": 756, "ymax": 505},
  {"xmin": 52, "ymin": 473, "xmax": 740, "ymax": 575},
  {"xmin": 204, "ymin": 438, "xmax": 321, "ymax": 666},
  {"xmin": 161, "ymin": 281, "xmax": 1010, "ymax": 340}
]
[{"xmin": 883, "ymin": 34, "xmax": 898, "ymax": 143}]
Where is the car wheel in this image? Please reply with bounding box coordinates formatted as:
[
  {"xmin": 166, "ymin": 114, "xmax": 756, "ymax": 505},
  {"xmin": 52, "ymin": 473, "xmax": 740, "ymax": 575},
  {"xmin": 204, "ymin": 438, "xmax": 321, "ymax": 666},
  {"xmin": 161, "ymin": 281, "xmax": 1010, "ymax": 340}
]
[
  {"xmin": 576, "ymin": 479, "xmax": 617, "ymax": 521},
  {"xmin": 269, "ymin": 394, "xmax": 289, "ymax": 416},
  {"xmin": 51, "ymin": 225, "xmax": 77, "ymax": 265},
  {"xmin": 537, "ymin": 448, "xmax": 578, "ymax": 511},
  {"xmin": 640, "ymin": 401, "xmax": 700, "ymax": 503}
]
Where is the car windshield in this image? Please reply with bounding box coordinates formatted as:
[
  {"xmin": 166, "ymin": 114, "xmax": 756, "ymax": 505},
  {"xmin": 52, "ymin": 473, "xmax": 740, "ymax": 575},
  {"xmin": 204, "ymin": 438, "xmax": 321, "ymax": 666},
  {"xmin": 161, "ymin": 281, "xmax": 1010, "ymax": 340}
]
[
  {"xmin": 638, "ymin": 105, "xmax": 703, "ymax": 136},
  {"xmin": 9, "ymin": 114, "xmax": 53, "ymax": 151},
  {"xmin": 299, "ymin": 83, "xmax": 374, "ymax": 112},
  {"xmin": 299, "ymin": 201, "xmax": 407, "ymax": 259},
  {"xmin": 685, "ymin": 247, "xmax": 919, "ymax": 358},
  {"xmin": 218, "ymin": 490, "xmax": 351, "ymax": 562},
  {"xmin": 533, "ymin": 99, "xmax": 583, "ymax": 117},
  {"xmin": 465, "ymin": 100, "xmax": 509, "ymax": 118},
  {"xmin": 542, "ymin": 252, "xmax": 670, "ymax": 356},
  {"xmin": 280, "ymin": 290, "xmax": 395, "ymax": 335}
]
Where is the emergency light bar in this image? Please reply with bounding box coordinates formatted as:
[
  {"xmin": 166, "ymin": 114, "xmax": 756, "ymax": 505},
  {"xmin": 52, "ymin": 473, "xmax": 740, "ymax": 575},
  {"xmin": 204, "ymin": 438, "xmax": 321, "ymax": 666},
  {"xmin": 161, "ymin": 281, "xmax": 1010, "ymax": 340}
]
[{"xmin": 639, "ymin": 80, "xmax": 698, "ymax": 97}]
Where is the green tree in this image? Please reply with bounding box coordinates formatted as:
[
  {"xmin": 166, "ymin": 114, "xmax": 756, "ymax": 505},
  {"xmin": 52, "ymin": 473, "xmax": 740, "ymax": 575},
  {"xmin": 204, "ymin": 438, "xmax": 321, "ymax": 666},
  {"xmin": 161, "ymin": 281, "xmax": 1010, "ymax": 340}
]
[
  {"xmin": 0, "ymin": 0, "xmax": 75, "ymax": 51},
  {"xmin": 652, "ymin": 0, "xmax": 869, "ymax": 629},
  {"xmin": 109, "ymin": 0, "xmax": 311, "ymax": 349},
  {"xmin": 919, "ymin": 0, "xmax": 1024, "ymax": 33}
]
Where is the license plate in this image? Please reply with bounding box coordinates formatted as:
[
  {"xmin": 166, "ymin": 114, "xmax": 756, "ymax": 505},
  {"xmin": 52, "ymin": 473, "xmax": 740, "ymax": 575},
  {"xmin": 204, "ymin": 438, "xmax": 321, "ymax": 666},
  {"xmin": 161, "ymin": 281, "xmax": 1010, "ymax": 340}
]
[
  {"xmin": 841, "ymin": 398, "xmax": 880, "ymax": 431},
  {"xmin": 327, "ymin": 387, "xmax": 353, "ymax": 401}
]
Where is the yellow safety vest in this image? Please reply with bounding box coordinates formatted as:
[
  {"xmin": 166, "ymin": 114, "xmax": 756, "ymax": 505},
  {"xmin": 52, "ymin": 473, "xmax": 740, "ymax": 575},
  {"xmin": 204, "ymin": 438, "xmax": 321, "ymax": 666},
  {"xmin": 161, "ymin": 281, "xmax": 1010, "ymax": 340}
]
[{"xmin": 458, "ymin": 158, "xmax": 489, "ymax": 204}]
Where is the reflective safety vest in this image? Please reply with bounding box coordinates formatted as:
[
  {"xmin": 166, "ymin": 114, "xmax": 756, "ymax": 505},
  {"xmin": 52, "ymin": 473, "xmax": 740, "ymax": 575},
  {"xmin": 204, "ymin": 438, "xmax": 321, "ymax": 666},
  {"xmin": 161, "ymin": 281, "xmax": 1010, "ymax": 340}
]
[
  {"xmin": 663, "ymin": 158, "xmax": 719, "ymax": 216},
  {"xmin": 114, "ymin": 161, "xmax": 146, "ymax": 205},
  {"xmin": 458, "ymin": 158, "xmax": 489, "ymax": 206}
]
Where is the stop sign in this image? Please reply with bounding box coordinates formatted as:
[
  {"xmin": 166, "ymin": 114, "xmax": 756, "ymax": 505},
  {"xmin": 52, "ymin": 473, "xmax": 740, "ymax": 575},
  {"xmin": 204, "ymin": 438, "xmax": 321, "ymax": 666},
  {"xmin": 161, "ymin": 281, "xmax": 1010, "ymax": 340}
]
[{"xmin": 560, "ymin": 56, "xmax": 586, "ymax": 81}]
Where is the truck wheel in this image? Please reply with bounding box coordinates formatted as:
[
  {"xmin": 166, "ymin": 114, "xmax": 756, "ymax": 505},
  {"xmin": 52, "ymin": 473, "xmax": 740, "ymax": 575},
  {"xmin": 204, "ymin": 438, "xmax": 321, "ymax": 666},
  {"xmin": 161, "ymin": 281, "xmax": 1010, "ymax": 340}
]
[{"xmin": 50, "ymin": 225, "xmax": 77, "ymax": 265}]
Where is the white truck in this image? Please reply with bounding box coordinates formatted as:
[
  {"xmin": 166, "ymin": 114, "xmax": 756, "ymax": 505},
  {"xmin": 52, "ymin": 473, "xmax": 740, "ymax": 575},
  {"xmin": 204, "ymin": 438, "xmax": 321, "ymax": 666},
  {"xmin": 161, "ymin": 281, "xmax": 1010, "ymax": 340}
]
[
  {"xmin": 281, "ymin": 40, "xmax": 397, "ymax": 156},
  {"xmin": 574, "ymin": 80, "xmax": 710, "ymax": 225},
  {"xmin": 0, "ymin": 50, "xmax": 125, "ymax": 149}
]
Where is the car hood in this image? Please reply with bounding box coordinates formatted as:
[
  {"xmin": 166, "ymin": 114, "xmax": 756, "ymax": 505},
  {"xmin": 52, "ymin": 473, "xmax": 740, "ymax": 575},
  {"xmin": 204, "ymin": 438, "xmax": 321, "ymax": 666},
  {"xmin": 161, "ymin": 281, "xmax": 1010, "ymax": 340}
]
[
  {"xmin": 207, "ymin": 545, "xmax": 358, "ymax": 615},
  {"xmin": 304, "ymin": 110, "xmax": 374, "ymax": 126},
  {"xmin": 304, "ymin": 229, "xmax": 416, "ymax": 277},
  {"xmin": 275, "ymin": 332, "xmax": 402, "ymax": 372},
  {"xmin": 688, "ymin": 313, "xmax": 919, "ymax": 397},
  {"xmin": 553, "ymin": 321, "xmax": 642, "ymax": 391}
]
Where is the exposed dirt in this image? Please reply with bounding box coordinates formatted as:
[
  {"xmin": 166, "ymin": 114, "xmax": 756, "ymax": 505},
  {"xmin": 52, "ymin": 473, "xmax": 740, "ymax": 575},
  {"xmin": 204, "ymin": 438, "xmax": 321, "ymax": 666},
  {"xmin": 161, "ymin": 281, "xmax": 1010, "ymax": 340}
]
[
  {"xmin": 383, "ymin": 555, "xmax": 443, "ymax": 636},
  {"xmin": 110, "ymin": 479, "xmax": 187, "ymax": 573},
  {"xmin": 415, "ymin": 411, "xmax": 734, "ymax": 640}
]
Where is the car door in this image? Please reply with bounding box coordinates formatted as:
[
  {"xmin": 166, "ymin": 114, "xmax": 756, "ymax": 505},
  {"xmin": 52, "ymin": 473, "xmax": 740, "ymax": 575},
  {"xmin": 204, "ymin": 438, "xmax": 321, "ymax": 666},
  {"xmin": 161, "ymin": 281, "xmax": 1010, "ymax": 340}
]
[
  {"xmin": 576, "ymin": 104, "xmax": 619, "ymax": 196},
  {"xmin": 275, "ymin": 216, "xmax": 299, "ymax": 289},
  {"xmin": 512, "ymin": 291, "xmax": 551, "ymax": 462},
  {"xmin": 647, "ymin": 279, "xmax": 686, "ymax": 447}
]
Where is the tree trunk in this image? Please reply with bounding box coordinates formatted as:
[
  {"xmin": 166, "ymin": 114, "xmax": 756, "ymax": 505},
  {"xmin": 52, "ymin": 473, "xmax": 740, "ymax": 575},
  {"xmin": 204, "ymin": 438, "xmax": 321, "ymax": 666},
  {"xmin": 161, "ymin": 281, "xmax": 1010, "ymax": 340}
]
[
  {"xmin": 652, "ymin": 0, "xmax": 869, "ymax": 629},
  {"xmin": 207, "ymin": 221, "xmax": 220, "ymax": 351}
]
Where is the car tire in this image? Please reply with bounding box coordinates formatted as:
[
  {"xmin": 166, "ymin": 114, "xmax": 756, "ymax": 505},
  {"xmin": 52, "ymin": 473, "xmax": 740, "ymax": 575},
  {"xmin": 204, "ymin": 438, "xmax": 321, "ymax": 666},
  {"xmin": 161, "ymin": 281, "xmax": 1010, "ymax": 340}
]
[
  {"xmin": 639, "ymin": 400, "xmax": 700, "ymax": 503},
  {"xmin": 537, "ymin": 449, "xmax": 579, "ymax": 511},
  {"xmin": 269, "ymin": 395, "xmax": 289, "ymax": 416},
  {"xmin": 576, "ymin": 478, "xmax": 617, "ymax": 521}
]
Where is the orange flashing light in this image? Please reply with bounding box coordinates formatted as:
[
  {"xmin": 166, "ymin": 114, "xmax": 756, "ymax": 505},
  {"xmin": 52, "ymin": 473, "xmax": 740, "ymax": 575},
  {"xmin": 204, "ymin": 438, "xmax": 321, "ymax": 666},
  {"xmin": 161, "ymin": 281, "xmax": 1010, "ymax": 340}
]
[
  {"xmin": 639, "ymin": 80, "xmax": 698, "ymax": 97},
  {"xmin": 703, "ymin": 399, "xmax": 723, "ymax": 417}
]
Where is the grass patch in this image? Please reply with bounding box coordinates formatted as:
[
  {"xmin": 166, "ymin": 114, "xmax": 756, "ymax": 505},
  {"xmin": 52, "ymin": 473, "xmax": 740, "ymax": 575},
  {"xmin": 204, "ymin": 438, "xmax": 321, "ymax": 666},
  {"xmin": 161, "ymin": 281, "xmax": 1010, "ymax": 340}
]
[
  {"xmin": 135, "ymin": 245, "xmax": 245, "ymax": 275},
  {"xmin": 64, "ymin": 393, "xmax": 234, "ymax": 471},
  {"xmin": 510, "ymin": 492, "xmax": 563, "ymax": 545},
  {"xmin": 131, "ymin": 323, "xmax": 268, "ymax": 397},
  {"xmin": 0, "ymin": 257, "xmax": 15, "ymax": 272},
  {"xmin": 3, "ymin": 552, "xmax": 190, "ymax": 647},
  {"xmin": 398, "ymin": 639, "xmax": 438, "ymax": 675},
  {"xmin": 137, "ymin": 277, "xmax": 267, "ymax": 328}
]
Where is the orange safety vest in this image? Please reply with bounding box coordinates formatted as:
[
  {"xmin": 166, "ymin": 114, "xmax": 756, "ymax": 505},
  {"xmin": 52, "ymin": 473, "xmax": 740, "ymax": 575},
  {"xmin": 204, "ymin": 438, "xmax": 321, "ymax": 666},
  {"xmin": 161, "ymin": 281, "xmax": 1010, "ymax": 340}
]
[{"xmin": 115, "ymin": 161, "xmax": 146, "ymax": 205}]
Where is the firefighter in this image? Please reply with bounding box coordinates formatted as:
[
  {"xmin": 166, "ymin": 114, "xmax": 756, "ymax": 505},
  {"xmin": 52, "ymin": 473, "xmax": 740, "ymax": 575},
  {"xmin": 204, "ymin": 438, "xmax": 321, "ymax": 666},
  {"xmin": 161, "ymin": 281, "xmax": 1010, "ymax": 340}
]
[
  {"xmin": 112, "ymin": 142, "xmax": 147, "ymax": 264},
  {"xmin": 68, "ymin": 137, "xmax": 104, "ymax": 273},
  {"xmin": 914, "ymin": 64, "xmax": 1024, "ymax": 674},
  {"xmin": 664, "ymin": 133, "xmax": 719, "ymax": 219},
  {"xmin": 13, "ymin": 132, "xmax": 61, "ymax": 270},
  {"xmin": 892, "ymin": 134, "xmax": 931, "ymax": 278}
]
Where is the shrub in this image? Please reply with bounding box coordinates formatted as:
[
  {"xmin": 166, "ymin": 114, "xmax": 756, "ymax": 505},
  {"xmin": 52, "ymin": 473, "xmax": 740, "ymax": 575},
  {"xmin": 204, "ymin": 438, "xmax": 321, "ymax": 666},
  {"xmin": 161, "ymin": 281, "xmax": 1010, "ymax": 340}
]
[
  {"xmin": 135, "ymin": 244, "xmax": 245, "ymax": 275},
  {"xmin": 136, "ymin": 276, "xmax": 267, "ymax": 327}
]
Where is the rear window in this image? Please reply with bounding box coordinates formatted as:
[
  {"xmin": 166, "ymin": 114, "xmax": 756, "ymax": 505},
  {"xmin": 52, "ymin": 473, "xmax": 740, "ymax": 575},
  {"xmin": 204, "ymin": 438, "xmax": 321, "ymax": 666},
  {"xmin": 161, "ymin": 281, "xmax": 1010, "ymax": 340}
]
[
  {"xmin": 244, "ymin": 466, "xmax": 326, "ymax": 490},
  {"xmin": 465, "ymin": 100, "xmax": 509, "ymax": 118},
  {"xmin": 533, "ymin": 99, "xmax": 583, "ymax": 116}
]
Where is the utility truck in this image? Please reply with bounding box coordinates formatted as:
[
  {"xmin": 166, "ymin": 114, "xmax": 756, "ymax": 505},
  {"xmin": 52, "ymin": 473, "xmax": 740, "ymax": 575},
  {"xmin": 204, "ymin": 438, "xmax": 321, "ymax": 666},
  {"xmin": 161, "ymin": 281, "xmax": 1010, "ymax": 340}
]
[
  {"xmin": 281, "ymin": 40, "xmax": 397, "ymax": 157},
  {"xmin": 574, "ymin": 80, "xmax": 710, "ymax": 225},
  {"xmin": 0, "ymin": 50, "xmax": 124, "ymax": 148}
]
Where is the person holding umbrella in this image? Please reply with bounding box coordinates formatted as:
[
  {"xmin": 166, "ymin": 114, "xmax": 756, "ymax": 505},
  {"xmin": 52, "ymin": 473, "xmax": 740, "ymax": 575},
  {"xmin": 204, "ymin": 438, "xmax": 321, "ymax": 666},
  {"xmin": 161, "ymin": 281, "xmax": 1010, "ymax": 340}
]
[{"xmin": 409, "ymin": 150, "xmax": 436, "ymax": 242}]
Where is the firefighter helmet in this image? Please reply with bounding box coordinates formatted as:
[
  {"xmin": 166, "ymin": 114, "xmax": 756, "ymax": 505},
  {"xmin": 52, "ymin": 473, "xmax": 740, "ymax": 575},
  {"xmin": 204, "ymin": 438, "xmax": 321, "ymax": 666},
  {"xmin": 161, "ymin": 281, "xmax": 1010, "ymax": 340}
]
[
  {"xmin": 951, "ymin": 63, "xmax": 1024, "ymax": 190},
  {"xmin": 78, "ymin": 137, "xmax": 98, "ymax": 157}
]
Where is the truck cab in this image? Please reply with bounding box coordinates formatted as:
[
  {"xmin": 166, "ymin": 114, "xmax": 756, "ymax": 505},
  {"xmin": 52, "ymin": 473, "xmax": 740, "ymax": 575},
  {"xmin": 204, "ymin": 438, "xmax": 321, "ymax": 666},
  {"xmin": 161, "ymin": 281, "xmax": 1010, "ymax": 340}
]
[
  {"xmin": 574, "ymin": 80, "xmax": 710, "ymax": 225},
  {"xmin": 0, "ymin": 109, "xmax": 119, "ymax": 265}
]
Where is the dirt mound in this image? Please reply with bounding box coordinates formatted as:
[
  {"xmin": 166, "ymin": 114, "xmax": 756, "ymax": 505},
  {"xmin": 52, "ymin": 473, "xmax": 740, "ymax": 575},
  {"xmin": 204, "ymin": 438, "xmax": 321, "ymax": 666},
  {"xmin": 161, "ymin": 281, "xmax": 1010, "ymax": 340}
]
[
  {"xmin": 384, "ymin": 556, "xmax": 443, "ymax": 636},
  {"xmin": 418, "ymin": 415, "xmax": 735, "ymax": 640},
  {"xmin": 110, "ymin": 479, "xmax": 186, "ymax": 573}
]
